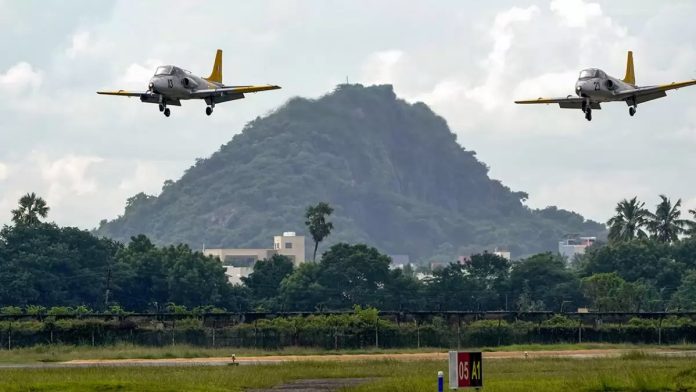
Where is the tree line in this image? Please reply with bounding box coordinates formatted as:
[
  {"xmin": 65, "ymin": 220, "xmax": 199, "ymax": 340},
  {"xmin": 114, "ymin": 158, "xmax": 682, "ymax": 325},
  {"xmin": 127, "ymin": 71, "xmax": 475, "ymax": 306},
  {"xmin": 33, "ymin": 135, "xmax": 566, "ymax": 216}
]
[
  {"xmin": 3, "ymin": 310, "xmax": 696, "ymax": 349},
  {"xmin": 2, "ymin": 193, "xmax": 696, "ymax": 314}
]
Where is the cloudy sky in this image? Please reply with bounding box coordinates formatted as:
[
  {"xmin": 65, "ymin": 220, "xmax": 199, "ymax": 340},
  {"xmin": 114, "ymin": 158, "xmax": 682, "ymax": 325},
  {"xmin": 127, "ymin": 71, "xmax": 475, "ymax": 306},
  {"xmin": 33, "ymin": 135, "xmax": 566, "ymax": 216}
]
[{"xmin": 1, "ymin": 0, "xmax": 696, "ymax": 228}]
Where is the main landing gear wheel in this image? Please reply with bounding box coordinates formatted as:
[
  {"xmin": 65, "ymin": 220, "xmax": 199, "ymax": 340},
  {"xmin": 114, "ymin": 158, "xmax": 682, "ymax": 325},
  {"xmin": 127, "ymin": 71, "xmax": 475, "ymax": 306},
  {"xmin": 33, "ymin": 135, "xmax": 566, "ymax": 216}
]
[
  {"xmin": 159, "ymin": 104, "xmax": 165, "ymax": 112},
  {"xmin": 163, "ymin": 108, "xmax": 171, "ymax": 117},
  {"xmin": 585, "ymin": 109, "xmax": 592, "ymax": 121},
  {"xmin": 629, "ymin": 106, "xmax": 636, "ymax": 117},
  {"xmin": 206, "ymin": 106, "xmax": 213, "ymax": 116}
]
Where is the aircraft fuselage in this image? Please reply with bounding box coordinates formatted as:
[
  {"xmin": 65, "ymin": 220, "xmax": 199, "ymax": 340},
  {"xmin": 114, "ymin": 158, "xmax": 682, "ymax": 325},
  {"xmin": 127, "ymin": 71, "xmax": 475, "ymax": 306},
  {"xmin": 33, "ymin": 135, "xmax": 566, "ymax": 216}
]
[
  {"xmin": 574, "ymin": 68, "xmax": 635, "ymax": 102},
  {"xmin": 148, "ymin": 67, "xmax": 219, "ymax": 100}
]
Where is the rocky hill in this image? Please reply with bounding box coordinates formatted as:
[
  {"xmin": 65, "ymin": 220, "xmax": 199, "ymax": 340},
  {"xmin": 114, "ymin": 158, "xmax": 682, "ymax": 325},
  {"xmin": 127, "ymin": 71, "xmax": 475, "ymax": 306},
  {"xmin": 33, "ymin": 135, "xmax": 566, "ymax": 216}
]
[{"xmin": 96, "ymin": 84, "xmax": 605, "ymax": 260}]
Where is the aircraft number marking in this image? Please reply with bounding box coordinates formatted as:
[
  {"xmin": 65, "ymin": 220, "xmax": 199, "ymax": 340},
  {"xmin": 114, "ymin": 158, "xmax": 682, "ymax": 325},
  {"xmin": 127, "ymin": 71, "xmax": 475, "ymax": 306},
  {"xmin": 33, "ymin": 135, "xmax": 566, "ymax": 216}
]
[
  {"xmin": 167, "ymin": 79, "xmax": 174, "ymax": 88},
  {"xmin": 593, "ymin": 81, "xmax": 600, "ymax": 91}
]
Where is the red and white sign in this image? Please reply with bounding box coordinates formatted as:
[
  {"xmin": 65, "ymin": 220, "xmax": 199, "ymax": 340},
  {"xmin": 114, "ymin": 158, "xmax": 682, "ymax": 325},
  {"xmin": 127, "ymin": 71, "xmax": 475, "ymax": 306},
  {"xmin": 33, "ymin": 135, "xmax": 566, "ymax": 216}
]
[{"xmin": 448, "ymin": 351, "xmax": 483, "ymax": 389}]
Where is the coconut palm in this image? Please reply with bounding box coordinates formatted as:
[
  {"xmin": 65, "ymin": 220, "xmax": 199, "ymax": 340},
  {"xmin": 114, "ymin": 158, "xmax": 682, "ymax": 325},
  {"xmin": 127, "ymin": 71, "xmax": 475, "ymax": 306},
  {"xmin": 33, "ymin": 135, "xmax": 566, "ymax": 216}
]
[
  {"xmin": 10, "ymin": 192, "xmax": 49, "ymax": 226},
  {"xmin": 647, "ymin": 195, "xmax": 688, "ymax": 243},
  {"xmin": 607, "ymin": 197, "xmax": 650, "ymax": 242},
  {"xmin": 686, "ymin": 208, "xmax": 696, "ymax": 238}
]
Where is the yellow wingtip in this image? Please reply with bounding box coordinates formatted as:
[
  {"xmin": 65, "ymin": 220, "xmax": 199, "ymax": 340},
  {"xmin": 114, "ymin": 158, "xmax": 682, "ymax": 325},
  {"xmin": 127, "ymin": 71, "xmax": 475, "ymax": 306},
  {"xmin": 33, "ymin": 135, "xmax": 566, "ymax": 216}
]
[
  {"xmin": 205, "ymin": 49, "xmax": 223, "ymax": 84},
  {"xmin": 623, "ymin": 50, "xmax": 635, "ymax": 85}
]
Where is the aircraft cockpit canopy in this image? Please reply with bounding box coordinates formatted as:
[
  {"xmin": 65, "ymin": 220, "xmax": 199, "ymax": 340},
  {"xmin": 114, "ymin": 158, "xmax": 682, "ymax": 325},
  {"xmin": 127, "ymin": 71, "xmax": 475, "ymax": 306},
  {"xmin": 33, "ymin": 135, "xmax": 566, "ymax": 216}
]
[
  {"xmin": 579, "ymin": 69, "xmax": 598, "ymax": 79},
  {"xmin": 154, "ymin": 66, "xmax": 174, "ymax": 76}
]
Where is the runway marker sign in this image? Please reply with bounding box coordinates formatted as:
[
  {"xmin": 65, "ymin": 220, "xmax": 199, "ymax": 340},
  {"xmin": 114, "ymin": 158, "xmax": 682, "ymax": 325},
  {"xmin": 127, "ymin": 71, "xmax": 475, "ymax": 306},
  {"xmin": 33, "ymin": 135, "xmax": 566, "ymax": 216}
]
[{"xmin": 448, "ymin": 351, "xmax": 483, "ymax": 389}]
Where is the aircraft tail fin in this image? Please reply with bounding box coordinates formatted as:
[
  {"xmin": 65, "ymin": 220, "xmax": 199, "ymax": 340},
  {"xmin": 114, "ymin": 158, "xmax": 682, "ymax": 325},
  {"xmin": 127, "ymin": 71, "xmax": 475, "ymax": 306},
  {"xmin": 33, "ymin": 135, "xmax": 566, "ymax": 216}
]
[
  {"xmin": 205, "ymin": 49, "xmax": 223, "ymax": 84},
  {"xmin": 623, "ymin": 51, "xmax": 635, "ymax": 85}
]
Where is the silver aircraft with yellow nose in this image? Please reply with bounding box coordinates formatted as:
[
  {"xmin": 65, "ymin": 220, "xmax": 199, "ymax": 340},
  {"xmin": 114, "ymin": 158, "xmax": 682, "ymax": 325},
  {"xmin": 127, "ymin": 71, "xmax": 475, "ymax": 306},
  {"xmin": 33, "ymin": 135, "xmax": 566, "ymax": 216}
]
[
  {"xmin": 515, "ymin": 51, "xmax": 696, "ymax": 121},
  {"xmin": 97, "ymin": 50, "xmax": 280, "ymax": 117}
]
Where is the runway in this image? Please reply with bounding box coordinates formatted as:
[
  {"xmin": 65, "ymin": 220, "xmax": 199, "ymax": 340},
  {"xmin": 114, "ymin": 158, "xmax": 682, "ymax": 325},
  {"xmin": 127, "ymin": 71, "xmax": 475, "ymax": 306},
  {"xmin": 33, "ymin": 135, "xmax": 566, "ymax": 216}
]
[{"xmin": 1, "ymin": 348, "xmax": 694, "ymax": 369}]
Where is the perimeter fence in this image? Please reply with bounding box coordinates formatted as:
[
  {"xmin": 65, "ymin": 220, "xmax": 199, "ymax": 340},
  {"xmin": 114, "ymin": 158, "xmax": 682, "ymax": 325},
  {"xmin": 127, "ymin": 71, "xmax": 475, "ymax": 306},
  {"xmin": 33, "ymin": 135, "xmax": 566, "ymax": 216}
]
[{"xmin": 1, "ymin": 311, "xmax": 696, "ymax": 350}]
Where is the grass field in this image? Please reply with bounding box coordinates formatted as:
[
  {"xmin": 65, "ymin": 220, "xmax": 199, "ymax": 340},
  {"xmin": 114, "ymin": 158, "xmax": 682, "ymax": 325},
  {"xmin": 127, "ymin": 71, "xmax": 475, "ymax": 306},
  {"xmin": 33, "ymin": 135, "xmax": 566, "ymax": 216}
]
[
  {"xmin": 0, "ymin": 355, "xmax": 695, "ymax": 391},
  {"xmin": 0, "ymin": 342, "xmax": 692, "ymax": 364}
]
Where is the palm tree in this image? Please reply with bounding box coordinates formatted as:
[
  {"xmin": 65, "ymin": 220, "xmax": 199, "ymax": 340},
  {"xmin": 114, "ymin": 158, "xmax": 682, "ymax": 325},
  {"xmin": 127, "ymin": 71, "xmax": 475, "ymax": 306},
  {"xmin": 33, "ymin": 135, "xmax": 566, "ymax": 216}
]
[
  {"xmin": 607, "ymin": 197, "xmax": 650, "ymax": 242},
  {"xmin": 686, "ymin": 209, "xmax": 696, "ymax": 238},
  {"xmin": 10, "ymin": 192, "xmax": 49, "ymax": 226},
  {"xmin": 647, "ymin": 195, "xmax": 688, "ymax": 243},
  {"xmin": 304, "ymin": 202, "xmax": 334, "ymax": 261}
]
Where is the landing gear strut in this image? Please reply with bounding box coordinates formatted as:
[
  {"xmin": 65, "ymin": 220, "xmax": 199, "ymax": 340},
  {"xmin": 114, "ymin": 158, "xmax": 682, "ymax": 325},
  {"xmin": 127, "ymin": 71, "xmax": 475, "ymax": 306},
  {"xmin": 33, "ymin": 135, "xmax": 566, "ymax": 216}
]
[
  {"xmin": 159, "ymin": 102, "xmax": 170, "ymax": 117},
  {"xmin": 629, "ymin": 106, "xmax": 636, "ymax": 117},
  {"xmin": 205, "ymin": 101, "xmax": 215, "ymax": 116},
  {"xmin": 582, "ymin": 99, "xmax": 592, "ymax": 121},
  {"xmin": 584, "ymin": 108, "xmax": 592, "ymax": 121}
]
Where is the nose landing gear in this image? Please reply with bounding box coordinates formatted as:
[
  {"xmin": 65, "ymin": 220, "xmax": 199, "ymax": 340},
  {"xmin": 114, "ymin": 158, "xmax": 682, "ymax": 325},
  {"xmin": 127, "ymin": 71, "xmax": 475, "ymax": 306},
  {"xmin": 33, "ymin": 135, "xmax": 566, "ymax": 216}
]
[
  {"xmin": 158, "ymin": 101, "xmax": 171, "ymax": 117},
  {"xmin": 582, "ymin": 100, "xmax": 592, "ymax": 121},
  {"xmin": 581, "ymin": 99, "xmax": 593, "ymax": 121},
  {"xmin": 584, "ymin": 109, "xmax": 592, "ymax": 121}
]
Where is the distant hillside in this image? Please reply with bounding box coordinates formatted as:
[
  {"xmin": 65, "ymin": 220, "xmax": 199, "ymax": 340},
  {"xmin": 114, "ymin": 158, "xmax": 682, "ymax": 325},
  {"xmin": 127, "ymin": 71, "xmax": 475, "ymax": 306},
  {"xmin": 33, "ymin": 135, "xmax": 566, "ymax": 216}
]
[{"xmin": 96, "ymin": 84, "xmax": 605, "ymax": 260}]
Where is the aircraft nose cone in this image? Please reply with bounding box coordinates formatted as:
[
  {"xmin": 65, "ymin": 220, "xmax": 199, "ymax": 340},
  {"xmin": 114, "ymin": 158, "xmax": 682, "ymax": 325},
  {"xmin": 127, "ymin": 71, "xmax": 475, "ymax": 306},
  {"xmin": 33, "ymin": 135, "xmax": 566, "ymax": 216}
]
[
  {"xmin": 149, "ymin": 78, "xmax": 163, "ymax": 93},
  {"xmin": 575, "ymin": 83, "xmax": 584, "ymax": 96}
]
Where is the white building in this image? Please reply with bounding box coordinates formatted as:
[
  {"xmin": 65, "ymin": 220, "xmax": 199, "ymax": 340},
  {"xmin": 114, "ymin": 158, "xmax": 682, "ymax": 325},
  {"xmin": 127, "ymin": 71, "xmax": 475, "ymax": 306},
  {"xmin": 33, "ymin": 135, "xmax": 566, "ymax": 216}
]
[
  {"xmin": 493, "ymin": 249, "xmax": 511, "ymax": 261},
  {"xmin": 559, "ymin": 236, "xmax": 596, "ymax": 260},
  {"xmin": 204, "ymin": 232, "xmax": 305, "ymax": 284}
]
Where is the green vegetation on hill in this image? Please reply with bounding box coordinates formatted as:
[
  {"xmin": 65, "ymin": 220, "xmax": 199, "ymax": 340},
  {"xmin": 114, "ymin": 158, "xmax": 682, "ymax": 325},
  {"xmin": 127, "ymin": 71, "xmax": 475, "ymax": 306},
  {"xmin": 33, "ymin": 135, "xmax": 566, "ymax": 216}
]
[{"xmin": 95, "ymin": 84, "xmax": 604, "ymax": 259}]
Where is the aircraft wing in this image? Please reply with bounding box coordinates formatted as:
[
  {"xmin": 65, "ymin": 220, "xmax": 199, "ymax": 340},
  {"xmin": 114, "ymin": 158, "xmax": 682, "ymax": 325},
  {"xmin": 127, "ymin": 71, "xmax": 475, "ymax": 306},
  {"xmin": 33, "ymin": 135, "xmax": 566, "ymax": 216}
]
[
  {"xmin": 190, "ymin": 84, "xmax": 281, "ymax": 98},
  {"xmin": 655, "ymin": 79, "xmax": 696, "ymax": 92},
  {"xmin": 96, "ymin": 90, "xmax": 147, "ymax": 97},
  {"xmin": 613, "ymin": 79, "xmax": 696, "ymax": 104},
  {"xmin": 514, "ymin": 96, "xmax": 599, "ymax": 109}
]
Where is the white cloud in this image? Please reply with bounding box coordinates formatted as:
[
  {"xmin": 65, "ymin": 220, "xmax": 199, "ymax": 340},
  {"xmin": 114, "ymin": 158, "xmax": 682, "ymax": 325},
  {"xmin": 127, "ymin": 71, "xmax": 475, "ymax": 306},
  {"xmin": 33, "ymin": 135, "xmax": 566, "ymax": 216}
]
[
  {"xmin": 118, "ymin": 161, "xmax": 167, "ymax": 194},
  {"xmin": 550, "ymin": 0, "xmax": 602, "ymax": 28},
  {"xmin": 0, "ymin": 162, "xmax": 7, "ymax": 180},
  {"xmin": 1, "ymin": 0, "xmax": 696, "ymax": 231},
  {"xmin": 412, "ymin": 79, "xmax": 465, "ymax": 106},
  {"xmin": 0, "ymin": 62, "xmax": 42, "ymax": 93},
  {"xmin": 528, "ymin": 172, "xmax": 651, "ymax": 221},
  {"xmin": 117, "ymin": 59, "xmax": 163, "ymax": 86},
  {"xmin": 66, "ymin": 31, "xmax": 91, "ymax": 59},
  {"xmin": 37, "ymin": 154, "xmax": 103, "ymax": 202},
  {"xmin": 360, "ymin": 50, "xmax": 404, "ymax": 85},
  {"xmin": 464, "ymin": 6, "xmax": 540, "ymax": 110},
  {"xmin": 513, "ymin": 71, "xmax": 580, "ymax": 101}
]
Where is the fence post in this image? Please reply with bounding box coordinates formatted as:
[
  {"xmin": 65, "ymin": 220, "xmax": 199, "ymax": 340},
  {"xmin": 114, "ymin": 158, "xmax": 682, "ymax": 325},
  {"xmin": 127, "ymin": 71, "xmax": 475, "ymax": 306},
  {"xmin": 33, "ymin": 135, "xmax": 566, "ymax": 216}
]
[
  {"xmin": 497, "ymin": 319, "xmax": 502, "ymax": 346},
  {"xmin": 457, "ymin": 319, "xmax": 461, "ymax": 350},
  {"xmin": 658, "ymin": 317, "xmax": 663, "ymax": 345},
  {"xmin": 416, "ymin": 320, "xmax": 420, "ymax": 349},
  {"xmin": 334, "ymin": 327, "xmax": 338, "ymax": 351}
]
